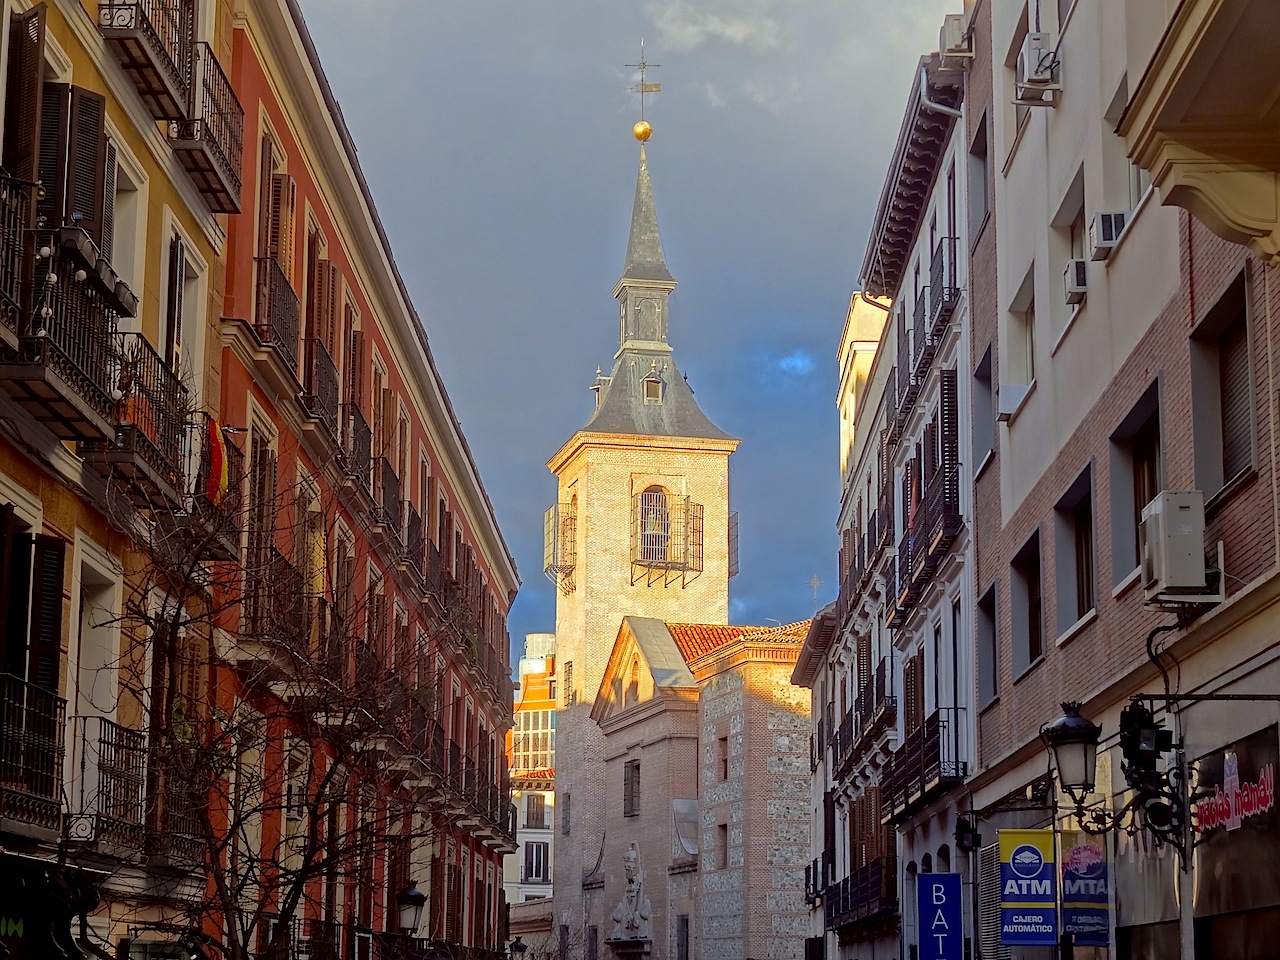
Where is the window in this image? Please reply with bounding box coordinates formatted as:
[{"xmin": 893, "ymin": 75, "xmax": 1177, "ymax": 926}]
[
  {"xmin": 587, "ymin": 926, "xmax": 598, "ymax": 960},
  {"xmin": 973, "ymin": 344, "xmax": 995, "ymax": 463},
  {"xmin": 1013, "ymin": 298, "xmax": 1036, "ymax": 385},
  {"xmin": 512, "ymin": 709, "xmax": 555, "ymax": 770},
  {"xmin": 525, "ymin": 793, "xmax": 546, "ymax": 830},
  {"xmin": 1129, "ymin": 162, "xmax": 1153, "ymax": 211},
  {"xmin": 716, "ymin": 823, "xmax": 729, "ymax": 869},
  {"xmin": 561, "ymin": 791, "xmax": 571, "ymax": 835},
  {"xmin": 623, "ymin": 759, "xmax": 640, "ymax": 817},
  {"xmin": 1, "ymin": 505, "xmax": 66, "ymax": 697},
  {"xmin": 625, "ymin": 657, "xmax": 640, "ymax": 706},
  {"xmin": 1054, "ymin": 468, "xmax": 1095, "ymax": 634},
  {"xmin": 718, "ymin": 736, "xmax": 729, "ymax": 780},
  {"xmin": 1011, "ymin": 532, "xmax": 1043, "ymax": 676},
  {"xmin": 677, "ymin": 916, "xmax": 690, "ymax": 960},
  {"xmin": 1109, "ymin": 381, "xmax": 1161, "ymax": 581},
  {"xmin": 522, "ymin": 841, "xmax": 549, "ymax": 883},
  {"xmin": 638, "ymin": 486, "xmax": 670, "ymax": 562},
  {"xmin": 101, "ymin": 135, "xmax": 144, "ymax": 292},
  {"xmin": 968, "ymin": 110, "xmax": 990, "ymax": 235},
  {"xmin": 1192, "ymin": 273, "xmax": 1254, "ymax": 497}
]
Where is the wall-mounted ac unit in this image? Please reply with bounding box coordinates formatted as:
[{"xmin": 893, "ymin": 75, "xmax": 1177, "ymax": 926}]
[
  {"xmin": 1064, "ymin": 259, "xmax": 1087, "ymax": 305},
  {"xmin": 940, "ymin": 13, "xmax": 973, "ymax": 66},
  {"xmin": 1013, "ymin": 31, "xmax": 1054, "ymax": 89},
  {"xmin": 1089, "ymin": 211, "xmax": 1127, "ymax": 260},
  {"xmin": 1139, "ymin": 491, "xmax": 1207, "ymax": 600}
]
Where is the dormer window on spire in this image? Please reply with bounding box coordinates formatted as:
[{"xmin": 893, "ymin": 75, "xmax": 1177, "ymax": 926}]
[{"xmin": 643, "ymin": 363, "xmax": 664, "ymax": 404}]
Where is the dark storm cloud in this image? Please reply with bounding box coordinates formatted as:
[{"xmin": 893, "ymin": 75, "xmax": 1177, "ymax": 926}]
[{"xmin": 296, "ymin": 0, "xmax": 958, "ymax": 649}]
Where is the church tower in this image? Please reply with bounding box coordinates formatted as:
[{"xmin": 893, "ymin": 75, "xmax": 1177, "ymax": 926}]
[{"xmin": 545, "ymin": 129, "xmax": 739, "ymax": 942}]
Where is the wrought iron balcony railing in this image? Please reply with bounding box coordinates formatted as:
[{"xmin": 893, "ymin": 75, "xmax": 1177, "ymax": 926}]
[
  {"xmin": 99, "ymin": 0, "xmax": 195, "ymax": 121},
  {"xmin": 912, "ymin": 291, "xmax": 936, "ymax": 381},
  {"xmin": 81, "ymin": 331, "xmax": 188, "ymax": 507},
  {"xmin": 0, "ymin": 242, "xmax": 120, "ymax": 441},
  {"xmin": 341, "ymin": 403, "xmax": 372, "ymax": 492},
  {"xmin": 372, "ymin": 457, "xmax": 400, "ymax": 534},
  {"xmin": 301, "ymin": 337, "xmax": 340, "ymax": 439},
  {"xmin": 882, "ymin": 707, "xmax": 967, "ymax": 824},
  {"xmin": 255, "ymin": 256, "xmax": 300, "ymax": 372},
  {"xmin": 403, "ymin": 502, "xmax": 425, "ymax": 578},
  {"xmin": 68, "ymin": 715, "xmax": 146, "ymax": 849},
  {"xmin": 824, "ymin": 855, "xmax": 898, "ymax": 931},
  {"xmin": 930, "ymin": 237, "xmax": 959, "ymax": 336},
  {"xmin": 170, "ymin": 41, "xmax": 244, "ymax": 213},
  {"xmin": 243, "ymin": 544, "xmax": 307, "ymax": 655},
  {"xmin": 0, "ymin": 673, "xmax": 67, "ymax": 835},
  {"xmin": 0, "ymin": 176, "xmax": 31, "ymax": 351}
]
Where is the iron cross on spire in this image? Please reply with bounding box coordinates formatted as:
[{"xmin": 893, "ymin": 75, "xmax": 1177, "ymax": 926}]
[{"xmin": 626, "ymin": 41, "xmax": 661, "ymax": 120}]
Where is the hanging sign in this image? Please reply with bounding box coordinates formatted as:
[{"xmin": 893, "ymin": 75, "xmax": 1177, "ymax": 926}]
[
  {"xmin": 1061, "ymin": 830, "xmax": 1109, "ymax": 946},
  {"xmin": 999, "ymin": 828, "xmax": 1057, "ymax": 945},
  {"xmin": 916, "ymin": 872, "xmax": 963, "ymax": 960}
]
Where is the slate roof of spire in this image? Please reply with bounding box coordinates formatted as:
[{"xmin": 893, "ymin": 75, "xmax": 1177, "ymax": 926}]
[{"xmin": 619, "ymin": 145, "xmax": 675, "ymax": 285}]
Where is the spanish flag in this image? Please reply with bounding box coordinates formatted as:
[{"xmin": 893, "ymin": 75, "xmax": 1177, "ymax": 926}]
[{"xmin": 207, "ymin": 418, "xmax": 229, "ymax": 507}]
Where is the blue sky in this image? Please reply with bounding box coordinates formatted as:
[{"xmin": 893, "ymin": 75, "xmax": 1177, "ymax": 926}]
[{"xmin": 296, "ymin": 0, "xmax": 959, "ymax": 652}]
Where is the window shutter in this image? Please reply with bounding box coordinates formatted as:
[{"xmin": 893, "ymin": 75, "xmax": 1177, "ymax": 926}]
[
  {"xmin": 1, "ymin": 506, "xmax": 32, "ymax": 677},
  {"xmin": 28, "ymin": 534, "xmax": 65, "ymax": 692},
  {"xmin": 317, "ymin": 260, "xmax": 338, "ymax": 352},
  {"xmin": 687, "ymin": 501, "xmax": 704, "ymax": 572},
  {"xmin": 1220, "ymin": 314, "xmax": 1251, "ymax": 481},
  {"xmin": 100, "ymin": 138, "xmax": 117, "ymax": 264},
  {"xmin": 940, "ymin": 368, "xmax": 959, "ymax": 494},
  {"xmin": 166, "ymin": 234, "xmax": 186, "ymax": 368},
  {"xmin": 268, "ymin": 172, "xmax": 296, "ymax": 282},
  {"xmin": 978, "ymin": 842, "xmax": 1012, "ymax": 960},
  {"xmin": 3, "ymin": 5, "xmax": 46, "ymax": 184},
  {"xmin": 257, "ymin": 136, "xmax": 275, "ymax": 256},
  {"xmin": 66, "ymin": 86, "xmax": 106, "ymax": 246},
  {"xmin": 36, "ymin": 81, "xmax": 69, "ymax": 228}
]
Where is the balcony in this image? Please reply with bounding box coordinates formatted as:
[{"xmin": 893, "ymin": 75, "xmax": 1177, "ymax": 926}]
[
  {"xmin": 402, "ymin": 502, "xmax": 425, "ymax": 580},
  {"xmin": 372, "ymin": 457, "xmax": 400, "ymax": 537},
  {"xmin": 929, "ymin": 237, "xmax": 959, "ymax": 336},
  {"xmin": 1119, "ymin": 0, "xmax": 1280, "ymax": 262},
  {"xmin": 895, "ymin": 357, "xmax": 922, "ymax": 431},
  {"xmin": 917, "ymin": 463, "xmax": 962, "ymax": 574},
  {"xmin": 160, "ymin": 412, "xmax": 245, "ymax": 561},
  {"xmin": 890, "ymin": 526, "xmax": 924, "ymax": 628},
  {"xmin": 170, "ymin": 42, "xmax": 244, "ymax": 213},
  {"xmin": 341, "ymin": 403, "xmax": 372, "ymax": 494},
  {"xmin": 81, "ymin": 332, "xmax": 188, "ymax": 508},
  {"xmin": 149, "ymin": 771, "xmax": 203, "ymax": 865},
  {"xmin": 67, "ymin": 715, "xmax": 146, "ymax": 853},
  {"xmin": 98, "ymin": 0, "xmax": 195, "ymax": 121},
  {"xmin": 0, "ymin": 673, "xmax": 66, "ymax": 838},
  {"xmin": 300, "ymin": 337, "xmax": 340, "ymax": 439},
  {"xmin": 0, "ymin": 243, "xmax": 120, "ymax": 442},
  {"xmin": 882, "ymin": 708, "xmax": 967, "ymax": 824},
  {"xmin": 0, "ymin": 177, "xmax": 32, "ymax": 352},
  {"xmin": 911, "ymin": 292, "xmax": 936, "ymax": 382},
  {"xmin": 824, "ymin": 855, "xmax": 898, "ymax": 933},
  {"xmin": 254, "ymin": 257, "xmax": 299, "ymax": 372},
  {"xmin": 239, "ymin": 545, "xmax": 308, "ymax": 676}
]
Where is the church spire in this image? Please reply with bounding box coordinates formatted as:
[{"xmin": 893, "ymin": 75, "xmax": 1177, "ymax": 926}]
[{"xmin": 618, "ymin": 145, "xmax": 675, "ymax": 287}]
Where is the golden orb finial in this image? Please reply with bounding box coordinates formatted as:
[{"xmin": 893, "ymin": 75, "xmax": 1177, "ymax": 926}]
[{"xmin": 633, "ymin": 120, "xmax": 652, "ymax": 142}]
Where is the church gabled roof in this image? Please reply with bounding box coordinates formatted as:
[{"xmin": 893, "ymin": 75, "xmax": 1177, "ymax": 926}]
[{"xmin": 583, "ymin": 353, "xmax": 736, "ymax": 440}]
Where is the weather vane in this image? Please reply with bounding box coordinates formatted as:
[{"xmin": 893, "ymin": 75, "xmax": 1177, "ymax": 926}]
[
  {"xmin": 810, "ymin": 574, "xmax": 822, "ymax": 613},
  {"xmin": 626, "ymin": 41, "xmax": 661, "ymax": 142}
]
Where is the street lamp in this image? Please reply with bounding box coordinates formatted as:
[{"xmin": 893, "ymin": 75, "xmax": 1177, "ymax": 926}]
[
  {"xmin": 396, "ymin": 881, "xmax": 427, "ymax": 937},
  {"xmin": 509, "ymin": 936, "xmax": 527, "ymax": 958},
  {"xmin": 1041, "ymin": 701, "xmax": 1102, "ymax": 807}
]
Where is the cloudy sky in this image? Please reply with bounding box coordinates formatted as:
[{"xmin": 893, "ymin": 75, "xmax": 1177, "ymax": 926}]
[{"xmin": 295, "ymin": 0, "xmax": 957, "ymax": 650}]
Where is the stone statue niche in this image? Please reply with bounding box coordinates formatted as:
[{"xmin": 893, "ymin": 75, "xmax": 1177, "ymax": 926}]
[{"xmin": 606, "ymin": 843, "xmax": 653, "ymax": 955}]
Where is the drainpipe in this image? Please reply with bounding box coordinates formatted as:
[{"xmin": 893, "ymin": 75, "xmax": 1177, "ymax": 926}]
[{"xmin": 919, "ymin": 67, "xmax": 963, "ymax": 120}]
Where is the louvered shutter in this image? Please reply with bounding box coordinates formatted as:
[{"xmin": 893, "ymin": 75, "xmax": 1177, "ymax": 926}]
[
  {"xmin": 66, "ymin": 86, "xmax": 106, "ymax": 245},
  {"xmin": 318, "ymin": 260, "xmax": 339, "ymax": 351},
  {"xmin": 856, "ymin": 632, "xmax": 871, "ymax": 692},
  {"xmin": 1220, "ymin": 313, "xmax": 1252, "ymax": 481},
  {"xmin": 687, "ymin": 501, "xmax": 704, "ymax": 571},
  {"xmin": 268, "ymin": 173, "xmax": 296, "ymax": 281},
  {"xmin": 100, "ymin": 139, "xmax": 117, "ymax": 264},
  {"xmin": 914, "ymin": 650, "xmax": 926, "ymax": 731},
  {"xmin": 1, "ymin": 506, "xmax": 31, "ymax": 677},
  {"xmin": 543, "ymin": 505, "xmax": 557, "ymax": 572},
  {"xmin": 940, "ymin": 368, "xmax": 959, "ymax": 500},
  {"xmin": 28, "ymin": 534, "xmax": 65, "ymax": 692},
  {"xmin": 923, "ymin": 420, "xmax": 937, "ymax": 486},
  {"xmin": 36, "ymin": 81, "xmax": 69, "ymax": 227},
  {"xmin": 977, "ymin": 842, "xmax": 1011, "ymax": 960},
  {"xmin": 166, "ymin": 234, "xmax": 186, "ymax": 368},
  {"xmin": 2, "ymin": 5, "xmax": 46, "ymax": 184},
  {"xmin": 257, "ymin": 136, "xmax": 275, "ymax": 256}
]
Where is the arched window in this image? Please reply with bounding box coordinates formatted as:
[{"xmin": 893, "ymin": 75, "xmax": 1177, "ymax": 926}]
[
  {"xmin": 626, "ymin": 657, "xmax": 640, "ymax": 705},
  {"xmin": 639, "ymin": 486, "xmax": 670, "ymax": 562}
]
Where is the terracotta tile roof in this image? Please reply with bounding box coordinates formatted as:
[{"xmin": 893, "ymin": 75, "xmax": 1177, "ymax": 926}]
[{"xmin": 665, "ymin": 619, "xmax": 812, "ymax": 663}]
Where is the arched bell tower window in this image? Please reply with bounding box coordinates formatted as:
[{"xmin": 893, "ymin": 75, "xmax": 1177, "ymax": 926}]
[{"xmin": 639, "ymin": 485, "xmax": 670, "ymax": 562}]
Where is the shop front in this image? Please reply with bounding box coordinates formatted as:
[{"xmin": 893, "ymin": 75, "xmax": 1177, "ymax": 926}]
[{"xmin": 0, "ymin": 854, "xmax": 97, "ymax": 960}]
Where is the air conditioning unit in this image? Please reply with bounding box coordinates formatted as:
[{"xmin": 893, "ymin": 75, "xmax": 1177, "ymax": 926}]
[
  {"xmin": 1064, "ymin": 259, "xmax": 1088, "ymax": 305},
  {"xmin": 1089, "ymin": 212, "xmax": 1128, "ymax": 261},
  {"xmin": 940, "ymin": 13, "xmax": 973, "ymax": 65},
  {"xmin": 1017, "ymin": 32, "xmax": 1059, "ymax": 101},
  {"xmin": 1139, "ymin": 491, "xmax": 1207, "ymax": 600}
]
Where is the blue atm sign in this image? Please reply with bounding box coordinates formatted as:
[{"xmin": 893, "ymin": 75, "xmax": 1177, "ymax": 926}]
[
  {"xmin": 999, "ymin": 829, "xmax": 1057, "ymax": 945},
  {"xmin": 916, "ymin": 872, "xmax": 963, "ymax": 960}
]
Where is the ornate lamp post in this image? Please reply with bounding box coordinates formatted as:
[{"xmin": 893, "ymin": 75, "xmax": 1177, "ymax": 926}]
[
  {"xmin": 396, "ymin": 881, "xmax": 427, "ymax": 937},
  {"xmin": 509, "ymin": 935, "xmax": 528, "ymax": 958}
]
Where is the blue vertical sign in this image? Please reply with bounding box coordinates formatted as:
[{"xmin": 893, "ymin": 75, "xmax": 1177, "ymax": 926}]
[
  {"xmin": 1061, "ymin": 831, "xmax": 1109, "ymax": 946},
  {"xmin": 916, "ymin": 872, "xmax": 964, "ymax": 960}
]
